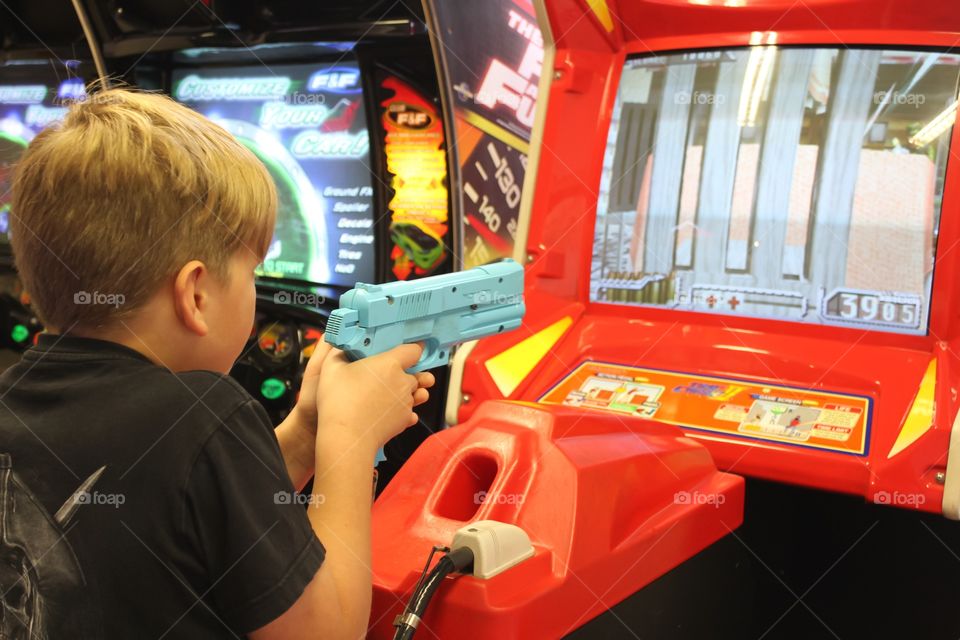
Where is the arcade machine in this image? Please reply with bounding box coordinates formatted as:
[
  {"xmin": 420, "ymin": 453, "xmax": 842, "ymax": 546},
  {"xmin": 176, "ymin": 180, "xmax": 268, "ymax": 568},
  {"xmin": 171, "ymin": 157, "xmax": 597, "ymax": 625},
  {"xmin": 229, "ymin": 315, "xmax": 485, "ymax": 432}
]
[
  {"xmin": 368, "ymin": 0, "xmax": 960, "ymax": 638},
  {"xmin": 170, "ymin": 46, "xmax": 451, "ymax": 487},
  {"xmin": 0, "ymin": 1, "xmax": 95, "ymax": 361},
  {"xmin": 8, "ymin": 0, "xmax": 456, "ymax": 488}
]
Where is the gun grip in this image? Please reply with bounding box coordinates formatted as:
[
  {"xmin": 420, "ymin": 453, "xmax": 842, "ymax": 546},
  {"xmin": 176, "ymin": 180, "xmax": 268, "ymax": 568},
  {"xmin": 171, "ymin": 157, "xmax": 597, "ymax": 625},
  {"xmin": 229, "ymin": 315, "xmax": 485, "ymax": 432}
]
[{"xmin": 406, "ymin": 339, "xmax": 450, "ymax": 374}]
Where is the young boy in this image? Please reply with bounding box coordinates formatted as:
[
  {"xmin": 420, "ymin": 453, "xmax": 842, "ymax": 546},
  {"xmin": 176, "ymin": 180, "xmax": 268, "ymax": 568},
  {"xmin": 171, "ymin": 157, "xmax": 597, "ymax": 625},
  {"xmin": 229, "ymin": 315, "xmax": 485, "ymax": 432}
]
[{"xmin": 1, "ymin": 88, "xmax": 433, "ymax": 639}]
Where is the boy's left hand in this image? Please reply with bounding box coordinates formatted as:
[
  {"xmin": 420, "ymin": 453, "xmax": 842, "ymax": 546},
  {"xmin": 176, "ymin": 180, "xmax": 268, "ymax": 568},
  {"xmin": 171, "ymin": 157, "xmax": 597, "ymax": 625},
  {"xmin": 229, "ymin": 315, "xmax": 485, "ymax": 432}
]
[{"xmin": 291, "ymin": 335, "xmax": 436, "ymax": 437}]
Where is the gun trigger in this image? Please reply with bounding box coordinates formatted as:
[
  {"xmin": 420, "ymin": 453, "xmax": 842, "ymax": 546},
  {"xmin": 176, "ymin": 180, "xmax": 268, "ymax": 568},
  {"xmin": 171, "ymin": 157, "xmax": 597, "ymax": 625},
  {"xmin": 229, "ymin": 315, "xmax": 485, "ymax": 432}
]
[{"xmin": 405, "ymin": 342, "xmax": 448, "ymax": 374}]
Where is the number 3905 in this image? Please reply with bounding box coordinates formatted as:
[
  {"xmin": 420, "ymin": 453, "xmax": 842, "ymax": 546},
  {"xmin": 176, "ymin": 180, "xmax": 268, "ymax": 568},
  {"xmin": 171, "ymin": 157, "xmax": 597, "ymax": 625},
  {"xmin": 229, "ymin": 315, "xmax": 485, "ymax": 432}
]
[{"xmin": 838, "ymin": 293, "xmax": 917, "ymax": 326}]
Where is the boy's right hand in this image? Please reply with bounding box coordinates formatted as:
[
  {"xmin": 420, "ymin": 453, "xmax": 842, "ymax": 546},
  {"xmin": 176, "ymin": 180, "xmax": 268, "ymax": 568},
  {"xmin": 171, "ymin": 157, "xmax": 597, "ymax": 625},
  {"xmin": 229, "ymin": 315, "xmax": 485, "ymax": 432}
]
[{"xmin": 316, "ymin": 343, "xmax": 427, "ymax": 449}]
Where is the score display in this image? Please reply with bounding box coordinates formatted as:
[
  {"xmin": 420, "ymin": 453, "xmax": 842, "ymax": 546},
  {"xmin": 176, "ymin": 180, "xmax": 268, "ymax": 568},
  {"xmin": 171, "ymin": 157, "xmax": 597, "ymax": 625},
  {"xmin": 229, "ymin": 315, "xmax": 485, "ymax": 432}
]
[
  {"xmin": 172, "ymin": 62, "xmax": 376, "ymax": 287},
  {"xmin": 821, "ymin": 289, "xmax": 921, "ymax": 331}
]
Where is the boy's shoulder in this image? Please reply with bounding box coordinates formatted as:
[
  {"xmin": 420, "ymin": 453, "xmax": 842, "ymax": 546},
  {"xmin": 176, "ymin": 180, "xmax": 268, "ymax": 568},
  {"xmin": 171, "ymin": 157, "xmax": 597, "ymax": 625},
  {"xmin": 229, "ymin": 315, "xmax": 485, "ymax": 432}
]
[
  {"xmin": 0, "ymin": 339, "xmax": 279, "ymax": 513},
  {"xmin": 132, "ymin": 368, "xmax": 268, "ymax": 443},
  {"xmin": 172, "ymin": 369, "xmax": 258, "ymax": 413},
  {"xmin": 6, "ymin": 338, "xmax": 268, "ymax": 452},
  {"xmin": 142, "ymin": 369, "xmax": 272, "ymax": 462}
]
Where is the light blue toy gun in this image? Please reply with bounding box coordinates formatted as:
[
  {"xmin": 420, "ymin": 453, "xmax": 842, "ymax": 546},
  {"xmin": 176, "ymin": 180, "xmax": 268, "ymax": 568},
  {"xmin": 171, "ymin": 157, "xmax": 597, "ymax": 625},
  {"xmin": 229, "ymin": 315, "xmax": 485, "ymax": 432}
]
[
  {"xmin": 324, "ymin": 259, "xmax": 525, "ymax": 466},
  {"xmin": 324, "ymin": 258, "xmax": 525, "ymax": 372}
]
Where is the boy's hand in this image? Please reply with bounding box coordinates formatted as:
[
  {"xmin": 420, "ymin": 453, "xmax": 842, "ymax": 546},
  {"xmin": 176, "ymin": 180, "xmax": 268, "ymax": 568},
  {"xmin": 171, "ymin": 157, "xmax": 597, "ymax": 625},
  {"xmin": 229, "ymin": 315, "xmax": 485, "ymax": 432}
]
[
  {"xmin": 292, "ymin": 336, "xmax": 435, "ymax": 441},
  {"xmin": 290, "ymin": 337, "xmax": 333, "ymax": 437},
  {"xmin": 316, "ymin": 343, "xmax": 434, "ymax": 449}
]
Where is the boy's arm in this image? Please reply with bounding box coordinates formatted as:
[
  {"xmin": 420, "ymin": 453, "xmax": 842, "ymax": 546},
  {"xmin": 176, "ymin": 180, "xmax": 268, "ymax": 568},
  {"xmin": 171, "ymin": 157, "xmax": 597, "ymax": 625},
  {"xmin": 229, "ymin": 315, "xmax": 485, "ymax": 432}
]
[
  {"xmin": 272, "ymin": 340, "xmax": 433, "ymax": 493},
  {"xmin": 249, "ymin": 345, "xmax": 426, "ymax": 640},
  {"xmin": 271, "ymin": 339, "xmax": 331, "ymax": 491},
  {"xmin": 274, "ymin": 415, "xmax": 317, "ymax": 492},
  {"xmin": 248, "ymin": 430, "xmax": 377, "ymax": 640}
]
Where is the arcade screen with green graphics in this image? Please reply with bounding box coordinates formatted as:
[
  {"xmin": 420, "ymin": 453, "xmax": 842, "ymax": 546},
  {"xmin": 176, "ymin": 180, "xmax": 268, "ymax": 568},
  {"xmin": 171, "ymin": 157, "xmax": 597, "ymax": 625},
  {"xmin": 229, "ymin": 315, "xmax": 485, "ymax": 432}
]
[{"xmin": 173, "ymin": 61, "xmax": 376, "ymax": 287}]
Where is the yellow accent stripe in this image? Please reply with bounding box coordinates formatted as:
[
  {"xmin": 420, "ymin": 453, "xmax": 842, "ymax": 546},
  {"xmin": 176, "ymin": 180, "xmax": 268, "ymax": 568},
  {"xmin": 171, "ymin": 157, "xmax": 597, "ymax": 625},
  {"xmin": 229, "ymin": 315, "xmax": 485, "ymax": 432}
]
[
  {"xmin": 463, "ymin": 110, "xmax": 530, "ymax": 154},
  {"xmin": 485, "ymin": 316, "xmax": 573, "ymax": 397},
  {"xmin": 888, "ymin": 358, "xmax": 937, "ymax": 458},
  {"xmin": 585, "ymin": 0, "xmax": 614, "ymax": 32}
]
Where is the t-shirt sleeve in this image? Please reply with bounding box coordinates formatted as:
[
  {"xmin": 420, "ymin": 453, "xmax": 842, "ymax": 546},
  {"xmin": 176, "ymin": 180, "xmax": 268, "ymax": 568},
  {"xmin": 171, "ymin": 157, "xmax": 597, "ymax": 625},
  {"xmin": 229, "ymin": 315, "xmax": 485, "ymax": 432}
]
[{"xmin": 182, "ymin": 398, "xmax": 325, "ymax": 634}]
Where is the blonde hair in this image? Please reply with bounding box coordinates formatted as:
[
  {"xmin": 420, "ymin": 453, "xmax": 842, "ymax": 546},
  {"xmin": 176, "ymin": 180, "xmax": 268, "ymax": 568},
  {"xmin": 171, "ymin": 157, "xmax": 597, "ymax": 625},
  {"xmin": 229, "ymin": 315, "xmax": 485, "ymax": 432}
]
[{"xmin": 10, "ymin": 87, "xmax": 277, "ymax": 331}]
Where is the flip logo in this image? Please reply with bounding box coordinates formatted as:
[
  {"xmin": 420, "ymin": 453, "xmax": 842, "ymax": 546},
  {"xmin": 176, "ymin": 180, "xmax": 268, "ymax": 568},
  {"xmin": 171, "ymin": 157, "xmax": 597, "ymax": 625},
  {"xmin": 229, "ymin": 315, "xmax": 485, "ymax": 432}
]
[{"xmin": 308, "ymin": 68, "xmax": 361, "ymax": 93}]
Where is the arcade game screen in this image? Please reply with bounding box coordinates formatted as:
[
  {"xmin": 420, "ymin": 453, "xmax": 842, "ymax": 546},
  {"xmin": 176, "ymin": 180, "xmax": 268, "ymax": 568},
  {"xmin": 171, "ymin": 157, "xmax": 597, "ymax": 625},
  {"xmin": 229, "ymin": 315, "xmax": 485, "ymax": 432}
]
[
  {"xmin": 172, "ymin": 62, "xmax": 376, "ymax": 287},
  {"xmin": 591, "ymin": 47, "xmax": 960, "ymax": 335},
  {"xmin": 0, "ymin": 73, "xmax": 85, "ymax": 251}
]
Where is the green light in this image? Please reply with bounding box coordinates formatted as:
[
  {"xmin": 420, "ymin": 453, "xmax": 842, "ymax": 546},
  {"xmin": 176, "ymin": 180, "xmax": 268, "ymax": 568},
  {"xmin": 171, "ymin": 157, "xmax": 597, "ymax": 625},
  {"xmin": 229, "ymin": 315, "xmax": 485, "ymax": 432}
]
[
  {"xmin": 260, "ymin": 377, "xmax": 287, "ymax": 400},
  {"xmin": 10, "ymin": 324, "xmax": 28, "ymax": 343}
]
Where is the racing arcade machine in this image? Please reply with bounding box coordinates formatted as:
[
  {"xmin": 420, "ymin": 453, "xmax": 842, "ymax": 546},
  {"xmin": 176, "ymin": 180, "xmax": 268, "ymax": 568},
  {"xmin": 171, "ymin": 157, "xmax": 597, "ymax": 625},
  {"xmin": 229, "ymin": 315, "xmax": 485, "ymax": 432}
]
[
  {"xmin": 167, "ymin": 53, "xmax": 386, "ymax": 420},
  {"xmin": 369, "ymin": 0, "xmax": 960, "ymax": 637}
]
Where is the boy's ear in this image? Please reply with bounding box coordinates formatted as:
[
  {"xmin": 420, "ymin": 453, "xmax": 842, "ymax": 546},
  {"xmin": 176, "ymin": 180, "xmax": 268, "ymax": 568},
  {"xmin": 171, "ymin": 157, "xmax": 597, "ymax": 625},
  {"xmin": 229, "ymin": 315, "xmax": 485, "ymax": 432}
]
[{"xmin": 173, "ymin": 260, "xmax": 210, "ymax": 337}]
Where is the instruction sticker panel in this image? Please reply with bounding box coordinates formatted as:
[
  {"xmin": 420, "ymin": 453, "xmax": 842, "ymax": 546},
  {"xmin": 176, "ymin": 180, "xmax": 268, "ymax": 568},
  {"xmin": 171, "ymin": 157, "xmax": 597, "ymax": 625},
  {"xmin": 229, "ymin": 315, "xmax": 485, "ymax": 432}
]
[{"xmin": 538, "ymin": 361, "xmax": 871, "ymax": 454}]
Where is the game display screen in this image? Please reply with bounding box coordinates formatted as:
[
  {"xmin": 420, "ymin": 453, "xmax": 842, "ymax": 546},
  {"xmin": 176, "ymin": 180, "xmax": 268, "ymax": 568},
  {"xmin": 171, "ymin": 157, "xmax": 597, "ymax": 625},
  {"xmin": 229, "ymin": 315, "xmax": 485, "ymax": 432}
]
[
  {"xmin": 0, "ymin": 73, "xmax": 85, "ymax": 249},
  {"xmin": 173, "ymin": 62, "xmax": 375, "ymax": 287},
  {"xmin": 591, "ymin": 47, "xmax": 960, "ymax": 335}
]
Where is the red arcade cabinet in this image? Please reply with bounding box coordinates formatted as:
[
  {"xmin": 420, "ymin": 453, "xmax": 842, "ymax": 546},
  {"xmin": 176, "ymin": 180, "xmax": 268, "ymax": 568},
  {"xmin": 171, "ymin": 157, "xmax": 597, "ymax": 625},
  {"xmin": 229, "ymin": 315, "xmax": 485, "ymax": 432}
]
[{"xmin": 371, "ymin": 0, "xmax": 960, "ymax": 637}]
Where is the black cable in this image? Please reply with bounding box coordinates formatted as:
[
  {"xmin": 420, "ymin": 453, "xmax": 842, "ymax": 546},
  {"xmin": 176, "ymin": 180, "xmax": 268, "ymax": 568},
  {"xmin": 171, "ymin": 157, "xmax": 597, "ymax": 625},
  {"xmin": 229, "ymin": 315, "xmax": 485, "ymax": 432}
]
[
  {"xmin": 395, "ymin": 625, "xmax": 416, "ymax": 640},
  {"xmin": 411, "ymin": 545, "xmax": 448, "ymax": 607},
  {"xmin": 393, "ymin": 546, "xmax": 474, "ymax": 640}
]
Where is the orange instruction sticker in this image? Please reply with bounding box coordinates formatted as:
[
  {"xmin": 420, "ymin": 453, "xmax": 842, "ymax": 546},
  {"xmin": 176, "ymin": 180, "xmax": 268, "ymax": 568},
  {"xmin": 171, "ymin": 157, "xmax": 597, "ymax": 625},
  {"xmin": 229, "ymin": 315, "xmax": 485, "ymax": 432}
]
[{"xmin": 538, "ymin": 361, "xmax": 871, "ymax": 455}]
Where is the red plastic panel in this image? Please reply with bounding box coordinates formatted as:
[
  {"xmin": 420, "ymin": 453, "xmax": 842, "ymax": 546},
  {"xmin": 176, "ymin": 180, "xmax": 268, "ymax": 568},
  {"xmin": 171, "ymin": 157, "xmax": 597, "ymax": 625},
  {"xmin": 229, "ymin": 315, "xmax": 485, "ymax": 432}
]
[{"xmin": 369, "ymin": 400, "xmax": 743, "ymax": 638}]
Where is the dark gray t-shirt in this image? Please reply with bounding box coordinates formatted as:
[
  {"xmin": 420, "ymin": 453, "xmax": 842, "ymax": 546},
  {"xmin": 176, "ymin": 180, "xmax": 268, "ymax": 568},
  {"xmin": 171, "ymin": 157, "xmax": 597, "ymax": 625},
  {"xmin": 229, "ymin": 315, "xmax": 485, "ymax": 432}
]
[{"xmin": 0, "ymin": 333, "xmax": 324, "ymax": 638}]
